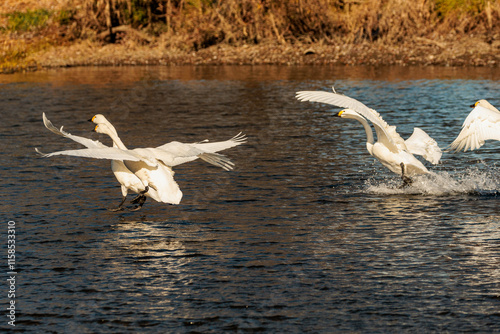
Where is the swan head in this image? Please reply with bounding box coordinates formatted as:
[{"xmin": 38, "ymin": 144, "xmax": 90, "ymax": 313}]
[
  {"xmin": 89, "ymin": 114, "xmax": 109, "ymax": 125},
  {"xmin": 470, "ymin": 99, "xmax": 497, "ymax": 111},
  {"xmin": 88, "ymin": 114, "xmax": 118, "ymax": 136},
  {"xmin": 92, "ymin": 122, "xmax": 115, "ymax": 135},
  {"xmin": 336, "ymin": 109, "xmax": 361, "ymax": 119}
]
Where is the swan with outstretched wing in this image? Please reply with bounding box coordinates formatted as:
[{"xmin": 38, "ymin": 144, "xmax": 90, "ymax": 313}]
[
  {"xmin": 449, "ymin": 99, "xmax": 500, "ymax": 152},
  {"xmin": 37, "ymin": 113, "xmax": 246, "ymax": 210},
  {"xmin": 296, "ymin": 87, "xmax": 442, "ymax": 186}
]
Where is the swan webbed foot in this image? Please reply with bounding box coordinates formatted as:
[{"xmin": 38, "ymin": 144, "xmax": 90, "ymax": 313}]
[
  {"xmin": 130, "ymin": 186, "xmax": 149, "ymax": 204},
  {"xmin": 400, "ymin": 176, "xmax": 413, "ymax": 188},
  {"xmin": 107, "ymin": 196, "xmax": 127, "ymax": 212},
  {"xmin": 399, "ymin": 162, "xmax": 413, "ymax": 189},
  {"xmin": 130, "ymin": 194, "xmax": 143, "ymax": 204},
  {"xmin": 129, "ymin": 194, "xmax": 147, "ymax": 211}
]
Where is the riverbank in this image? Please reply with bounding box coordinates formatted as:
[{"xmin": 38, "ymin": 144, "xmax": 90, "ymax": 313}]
[
  {"xmin": 30, "ymin": 36, "xmax": 500, "ymax": 68},
  {"xmin": 4, "ymin": 35, "xmax": 499, "ymax": 74},
  {"xmin": 2, "ymin": 0, "xmax": 500, "ymax": 73}
]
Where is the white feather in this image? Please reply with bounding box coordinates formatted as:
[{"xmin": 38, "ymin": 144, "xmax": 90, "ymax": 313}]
[
  {"xmin": 296, "ymin": 89, "xmax": 442, "ymax": 178},
  {"xmin": 450, "ymin": 101, "xmax": 500, "ymax": 152}
]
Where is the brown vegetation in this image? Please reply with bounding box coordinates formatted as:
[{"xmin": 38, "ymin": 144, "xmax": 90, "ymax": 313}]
[{"xmin": 2, "ymin": 0, "xmax": 500, "ymax": 73}]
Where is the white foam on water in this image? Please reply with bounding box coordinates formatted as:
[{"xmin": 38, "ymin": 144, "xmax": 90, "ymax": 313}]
[{"xmin": 364, "ymin": 166, "xmax": 500, "ymax": 196}]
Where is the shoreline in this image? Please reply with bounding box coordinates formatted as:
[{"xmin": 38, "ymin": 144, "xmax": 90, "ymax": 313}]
[{"xmin": 3, "ymin": 36, "xmax": 500, "ymax": 74}]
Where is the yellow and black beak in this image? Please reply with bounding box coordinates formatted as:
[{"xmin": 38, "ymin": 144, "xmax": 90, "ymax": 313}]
[
  {"xmin": 88, "ymin": 115, "xmax": 96, "ymax": 122},
  {"xmin": 336, "ymin": 110, "xmax": 345, "ymax": 117},
  {"xmin": 93, "ymin": 125, "xmax": 98, "ymax": 132},
  {"xmin": 470, "ymin": 101, "xmax": 478, "ymax": 108}
]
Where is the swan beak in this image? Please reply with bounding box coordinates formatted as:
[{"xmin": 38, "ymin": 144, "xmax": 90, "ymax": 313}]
[
  {"xmin": 88, "ymin": 116, "xmax": 96, "ymax": 122},
  {"xmin": 93, "ymin": 125, "xmax": 98, "ymax": 132},
  {"xmin": 336, "ymin": 110, "xmax": 345, "ymax": 117},
  {"xmin": 470, "ymin": 101, "xmax": 478, "ymax": 108}
]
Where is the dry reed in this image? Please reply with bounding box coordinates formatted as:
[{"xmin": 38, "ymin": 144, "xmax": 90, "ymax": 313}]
[
  {"xmin": 46, "ymin": 0, "xmax": 500, "ymax": 47},
  {"xmin": 2, "ymin": 0, "xmax": 500, "ymax": 72}
]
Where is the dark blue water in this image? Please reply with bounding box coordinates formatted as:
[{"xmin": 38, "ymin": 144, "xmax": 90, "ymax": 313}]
[{"xmin": 1, "ymin": 66, "xmax": 500, "ymax": 333}]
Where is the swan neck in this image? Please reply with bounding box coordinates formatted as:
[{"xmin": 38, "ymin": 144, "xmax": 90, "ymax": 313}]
[
  {"xmin": 362, "ymin": 121, "xmax": 375, "ymax": 145},
  {"xmin": 348, "ymin": 114, "xmax": 374, "ymax": 145},
  {"xmin": 104, "ymin": 123, "xmax": 127, "ymax": 150}
]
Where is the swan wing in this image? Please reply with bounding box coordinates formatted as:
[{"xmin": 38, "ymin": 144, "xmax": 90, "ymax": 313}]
[
  {"xmin": 188, "ymin": 132, "xmax": 247, "ymax": 153},
  {"xmin": 133, "ymin": 147, "xmax": 191, "ymax": 167},
  {"xmin": 449, "ymin": 105, "xmax": 500, "ymax": 152},
  {"xmin": 157, "ymin": 133, "xmax": 246, "ymax": 153},
  {"xmin": 370, "ymin": 120, "xmax": 403, "ymax": 153},
  {"xmin": 296, "ymin": 89, "xmax": 397, "ymax": 146},
  {"xmin": 197, "ymin": 152, "xmax": 235, "ymax": 171},
  {"xmin": 296, "ymin": 89, "xmax": 406, "ymax": 151},
  {"xmin": 154, "ymin": 141, "xmax": 238, "ymax": 170},
  {"xmin": 404, "ymin": 128, "xmax": 442, "ymax": 164},
  {"xmin": 35, "ymin": 147, "xmax": 144, "ymax": 162},
  {"xmin": 155, "ymin": 141, "xmax": 205, "ymax": 158},
  {"xmin": 138, "ymin": 147, "xmax": 235, "ymax": 170},
  {"xmin": 42, "ymin": 113, "xmax": 107, "ymax": 149}
]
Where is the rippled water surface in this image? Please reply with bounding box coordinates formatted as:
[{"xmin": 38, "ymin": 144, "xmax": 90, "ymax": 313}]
[{"xmin": 2, "ymin": 66, "xmax": 500, "ymax": 332}]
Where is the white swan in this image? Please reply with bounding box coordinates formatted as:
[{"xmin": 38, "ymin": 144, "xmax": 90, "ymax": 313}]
[
  {"xmin": 89, "ymin": 114, "xmax": 244, "ymax": 209},
  {"xmin": 37, "ymin": 114, "xmax": 246, "ymax": 210},
  {"xmin": 91, "ymin": 117, "xmax": 182, "ymax": 210},
  {"xmin": 296, "ymin": 88, "xmax": 442, "ymax": 186},
  {"xmin": 37, "ymin": 113, "xmax": 181, "ymax": 210},
  {"xmin": 449, "ymin": 99, "xmax": 500, "ymax": 152}
]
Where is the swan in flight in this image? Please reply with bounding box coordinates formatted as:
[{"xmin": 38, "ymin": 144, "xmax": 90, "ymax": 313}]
[
  {"xmin": 37, "ymin": 112, "xmax": 157, "ymax": 211},
  {"xmin": 89, "ymin": 114, "xmax": 245, "ymax": 209},
  {"xmin": 449, "ymin": 99, "xmax": 500, "ymax": 152},
  {"xmin": 37, "ymin": 113, "xmax": 246, "ymax": 210},
  {"xmin": 296, "ymin": 87, "xmax": 442, "ymax": 186}
]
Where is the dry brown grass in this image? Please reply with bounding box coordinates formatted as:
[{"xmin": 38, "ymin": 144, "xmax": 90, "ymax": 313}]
[
  {"xmin": 2, "ymin": 0, "xmax": 500, "ymax": 72},
  {"xmin": 0, "ymin": 0, "xmax": 71, "ymax": 14}
]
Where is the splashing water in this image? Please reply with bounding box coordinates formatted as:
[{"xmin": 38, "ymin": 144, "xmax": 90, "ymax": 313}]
[{"xmin": 365, "ymin": 166, "xmax": 500, "ymax": 196}]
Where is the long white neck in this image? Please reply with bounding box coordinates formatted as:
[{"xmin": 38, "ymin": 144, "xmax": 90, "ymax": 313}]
[
  {"xmin": 102, "ymin": 122, "xmax": 128, "ymax": 150},
  {"xmin": 343, "ymin": 113, "xmax": 375, "ymax": 145},
  {"xmin": 341, "ymin": 113, "xmax": 375, "ymax": 155}
]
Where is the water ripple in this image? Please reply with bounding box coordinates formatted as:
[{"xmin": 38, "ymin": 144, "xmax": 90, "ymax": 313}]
[{"xmin": 2, "ymin": 66, "xmax": 500, "ymax": 333}]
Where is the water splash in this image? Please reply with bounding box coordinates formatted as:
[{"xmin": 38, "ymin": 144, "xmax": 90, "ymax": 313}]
[{"xmin": 365, "ymin": 167, "xmax": 500, "ymax": 196}]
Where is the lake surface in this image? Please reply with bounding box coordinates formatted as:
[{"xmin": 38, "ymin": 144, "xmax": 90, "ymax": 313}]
[{"xmin": 1, "ymin": 65, "xmax": 500, "ymax": 332}]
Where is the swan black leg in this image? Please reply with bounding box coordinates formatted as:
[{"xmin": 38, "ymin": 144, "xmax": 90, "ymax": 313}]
[
  {"xmin": 108, "ymin": 196, "xmax": 126, "ymax": 212},
  {"xmin": 399, "ymin": 162, "xmax": 413, "ymax": 188}
]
